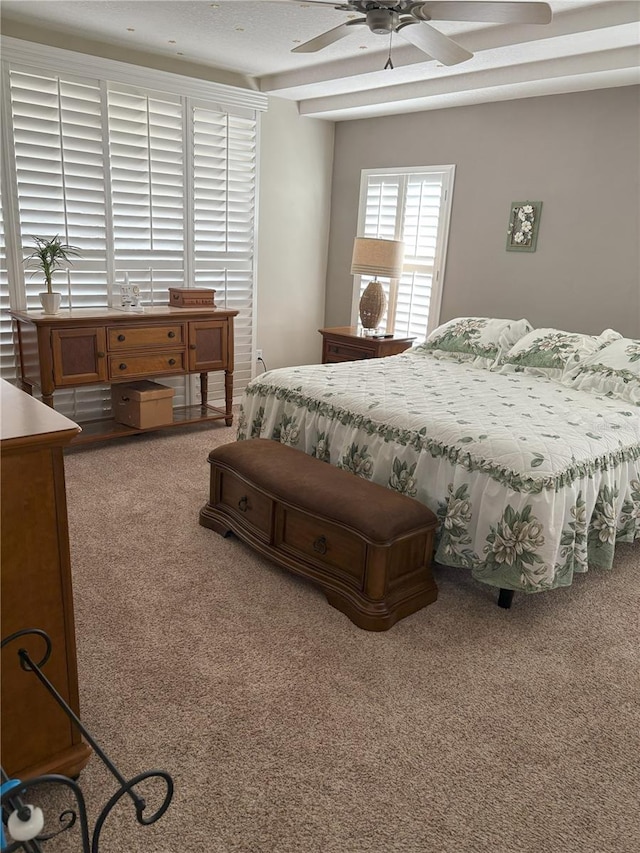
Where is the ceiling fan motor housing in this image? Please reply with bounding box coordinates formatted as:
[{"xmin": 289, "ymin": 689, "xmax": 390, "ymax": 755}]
[{"xmin": 366, "ymin": 8, "xmax": 399, "ymax": 34}]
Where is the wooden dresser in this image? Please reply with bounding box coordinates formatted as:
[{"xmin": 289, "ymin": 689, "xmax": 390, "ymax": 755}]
[
  {"xmin": 319, "ymin": 326, "xmax": 415, "ymax": 364},
  {"xmin": 0, "ymin": 380, "xmax": 92, "ymax": 779},
  {"xmin": 9, "ymin": 306, "xmax": 238, "ymax": 444}
]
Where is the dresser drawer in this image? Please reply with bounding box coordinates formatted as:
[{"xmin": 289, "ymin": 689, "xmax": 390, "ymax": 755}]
[
  {"xmin": 325, "ymin": 342, "xmax": 371, "ymax": 362},
  {"xmin": 107, "ymin": 324, "xmax": 185, "ymax": 350},
  {"xmin": 109, "ymin": 352, "xmax": 185, "ymax": 379},
  {"xmin": 277, "ymin": 506, "xmax": 366, "ymax": 587},
  {"xmin": 217, "ymin": 470, "xmax": 273, "ymax": 540}
]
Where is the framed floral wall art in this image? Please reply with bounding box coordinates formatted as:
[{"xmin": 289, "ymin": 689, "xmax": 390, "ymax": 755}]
[{"xmin": 506, "ymin": 201, "xmax": 542, "ymax": 252}]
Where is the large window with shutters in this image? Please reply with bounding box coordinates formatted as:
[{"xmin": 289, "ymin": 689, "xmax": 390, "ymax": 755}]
[
  {"xmin": 353, "ymin": 166, "xmax": 455, "ymax": 340},
  {"xmin": 0, "ymin": 39, "xmax": 265, "ymax": 418}
]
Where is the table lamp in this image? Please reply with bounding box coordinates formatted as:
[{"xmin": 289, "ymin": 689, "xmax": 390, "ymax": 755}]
[{"xmin": 351, "ymin": 237, "xmax": 404, "ymax": 335}]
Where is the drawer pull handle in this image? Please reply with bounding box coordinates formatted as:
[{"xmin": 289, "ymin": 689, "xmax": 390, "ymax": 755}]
[
  {"xmin": 117, "ymin": 334, "xmax": 126, "ymax": 342},
  {"xmin": 313, "ymin": 535, "xmax": 327, "ymax": 555},
  {"xmin": 238, "ymin": 496, "xmax": 249, "ymax": 512},
  {"xmin": 97, "ymin": 351, "xmax": 105, "ymax": 358},
  {"xmin": 168, "ymin": 331, "xmax": 176, "ymax": 338},
  {"xmin": 119, "ymin": 363, "xmax": 127, "ymax": 370},
  {"xmin": 168, "ymin": 358, "xmax": 176, "ymax": 366},
  {"xmin": 189, "ymin": 344, "xmax": 197, "ymax": 350}
]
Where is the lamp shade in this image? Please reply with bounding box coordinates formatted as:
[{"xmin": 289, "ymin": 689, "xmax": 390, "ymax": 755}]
[{"xmin": 351, "ymin": 237, "xmax": 404, "ymax": 279}]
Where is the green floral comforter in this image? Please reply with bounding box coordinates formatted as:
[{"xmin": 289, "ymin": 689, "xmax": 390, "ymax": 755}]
[{"xmin": 237, "ymin": 351, "xmax": 640, "ymax": 593}]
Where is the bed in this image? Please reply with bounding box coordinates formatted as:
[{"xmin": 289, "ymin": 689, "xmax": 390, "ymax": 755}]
[{"xmin": 236, "ymin": 323, "xmax": 640, "ymax": 598}]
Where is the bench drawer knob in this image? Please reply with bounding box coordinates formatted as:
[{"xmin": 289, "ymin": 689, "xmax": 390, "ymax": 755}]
[{"xmin": 238, "ymin": 496, "xmax": 249, "ymax": 512}]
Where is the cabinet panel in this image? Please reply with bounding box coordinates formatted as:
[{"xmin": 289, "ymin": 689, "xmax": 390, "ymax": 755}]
[
  {"xmin": 188, "ymin": 321, "xmax": 227, "ymax": 371},
  {"xmin": 107, "ymin": 324, "xmax": 184, "ymax": 351},
  {"xmin": 52, "ymin": 328, "xmax": 108, "ymax": 386},
  {"xmin": 0, "ymin": 381, "xmax": 91, "ymax": 779}
]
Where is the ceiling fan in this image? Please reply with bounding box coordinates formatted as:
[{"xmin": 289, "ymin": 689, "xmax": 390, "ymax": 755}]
[{"xmin": 287, "ymin": 1, "xmax": 553, "ymax": 66}]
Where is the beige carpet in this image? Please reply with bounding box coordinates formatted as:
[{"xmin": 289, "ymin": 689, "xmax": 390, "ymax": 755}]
[{"xmin": 35, "ymin": 422, "xmax": 640, "ymax": 852}]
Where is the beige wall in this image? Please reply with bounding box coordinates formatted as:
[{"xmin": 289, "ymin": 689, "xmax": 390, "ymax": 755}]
[
  {"xmin": 327, "ymin": 87, "xmax": 640, "ymax": 339},
  {"xmin": 257, "ymin": 98, "xmax": 334, "ymax": 369}
]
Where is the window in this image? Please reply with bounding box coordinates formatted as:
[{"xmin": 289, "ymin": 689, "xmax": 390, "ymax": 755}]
[
  {"xmin": 353, "ymin": 166, "xmax": 455, "ymax": 340},
  {"xmin": 0, "ymin": 39, "xmax": 266, "ymax": 418}
]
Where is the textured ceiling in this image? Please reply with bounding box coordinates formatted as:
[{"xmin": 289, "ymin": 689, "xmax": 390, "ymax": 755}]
[{"xmin": 1, "ymin": 0, "xmax": 638, "ymax": 119}]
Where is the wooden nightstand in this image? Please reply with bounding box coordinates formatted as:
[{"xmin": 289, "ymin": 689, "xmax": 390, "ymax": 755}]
[{"xmin": 319, "ymin": 326, "xmax": 416, "ymax": 364}]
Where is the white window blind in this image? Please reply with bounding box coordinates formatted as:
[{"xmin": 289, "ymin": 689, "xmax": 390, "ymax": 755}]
[
  {"xmin": 355, "ymin": 166, "xmax": 455, "ymax": 341},
  {"xmin": 192, "ymin": 106, "xmax": 256, "ymax": 395},
  {"xmin": 0, "ymin": 43, "xmax": 263, "ymax": 421}
]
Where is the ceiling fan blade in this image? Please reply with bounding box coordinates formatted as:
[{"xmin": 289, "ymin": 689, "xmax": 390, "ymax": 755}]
[
  {"xmin": 291, "ymin": 22, "xmax": 354, "ymax": 54},
  {"xmin": 396, "ymin": 21, "xmax": 473, "ymax": 66},
  {"xmin": 414, "ymin": 2, "xmax": 552, "ymax": 25}
]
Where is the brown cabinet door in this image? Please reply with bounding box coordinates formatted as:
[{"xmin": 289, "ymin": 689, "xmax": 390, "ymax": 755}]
[
  {"xmin": 52, "ymin": 327, "xmax": 108, "ymax": 386},
  {"xmin": 188, "ymin": 320, "xmax": 228, "ymax": 371}
]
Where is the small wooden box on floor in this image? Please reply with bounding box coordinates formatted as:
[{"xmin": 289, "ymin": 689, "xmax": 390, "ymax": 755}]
[
  {"xmin": 199, "ymin": 439, "xmax": 438, "ymax": 631},
  {"xmin": 111, "ymin": 380, "xmax": 174, "ymax": 429}
]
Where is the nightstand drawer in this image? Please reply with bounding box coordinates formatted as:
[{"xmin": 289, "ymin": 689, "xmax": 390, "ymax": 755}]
[
  {"xmin": 107, "ymin": 324, "xmax": 184, "ymax": 350},
  {"xmin": 109, "ymin": 351, "xmax": 185, "ymax": 378},
  {"xmin": 325, "ymin": 342, "xmax": 371, "ymax": 362}
]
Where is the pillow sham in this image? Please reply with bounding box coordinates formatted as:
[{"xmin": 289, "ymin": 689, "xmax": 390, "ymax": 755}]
[
  {"xmin": 497, "ymin": 327, "xmax": 602, "ymax": 379},
  {"xmin": 417, "ymin": 316, "xmax": 532, "ymax": 369},
  {"xmin": 561, "ymin": 337, "xmax": 640, "ymax": 404}
]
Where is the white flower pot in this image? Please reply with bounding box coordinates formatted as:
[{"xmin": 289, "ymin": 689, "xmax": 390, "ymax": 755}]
[{"xmin": 39, "ymin": 292, "xmax": 62, "ymax": 314}]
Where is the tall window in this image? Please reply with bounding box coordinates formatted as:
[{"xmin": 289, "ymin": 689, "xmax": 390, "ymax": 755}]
[
  {"xmin": 0, "ymin": 40, "xmax": 265, "ymax": 418},
  {"xmin": 353, "ymin": 166, "xmax": 455, "ymax": 340}
]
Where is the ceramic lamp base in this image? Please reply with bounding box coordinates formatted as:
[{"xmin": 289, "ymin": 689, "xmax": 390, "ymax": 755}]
[{"xmin": 358, "ymin": 278, "xmax": 386, "ymax": 333}]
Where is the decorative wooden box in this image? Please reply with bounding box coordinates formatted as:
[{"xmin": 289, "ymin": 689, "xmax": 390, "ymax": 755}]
[
  {"xmin": 168, "ymin": 288, "xmax": 216, "ymax": 307},
  {"xmin": 111, "ymin": 380, "xmax": 174, "ymax": 429}
]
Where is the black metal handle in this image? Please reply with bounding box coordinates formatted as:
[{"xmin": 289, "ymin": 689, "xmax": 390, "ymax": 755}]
[
  {"xmin": 119, "ymin": 363, "xmax": 127, "ymax": 370},
  {"xmin": 168, "ymin": 331, "xmax": 175, "ymax": 338},
  {"xmin": 313, "ymin": 535, "xmax": 327, "ymax": 555},
  {"xmin": 117, "ymin": 334, "xmax": 126, "ymax": 342},
  {"xmin": 168, "ymin": 358, "xmax": 176, "ymax": 366},
  {"xmin": 238, "ymin": 496, "xmax": 248, "ymax": 512}
]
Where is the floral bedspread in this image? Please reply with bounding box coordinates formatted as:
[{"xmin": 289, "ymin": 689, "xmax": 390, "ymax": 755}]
[{"xmin": 237, "ymin": 351, "xmax": 640, "ymax": 593}]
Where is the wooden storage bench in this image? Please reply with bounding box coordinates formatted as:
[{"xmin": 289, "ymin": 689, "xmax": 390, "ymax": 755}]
[{"xmin": 199, "ymin": 439, "xmax": 438, "ymax": 630}]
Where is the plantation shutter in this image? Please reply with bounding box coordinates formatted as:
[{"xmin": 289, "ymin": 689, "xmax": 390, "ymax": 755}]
[
  {"xmin": 357, "ymin": 167, "xmax": 454, "ymax": 341},
  {"xmin": 192, "ymin": 104, "xmax": 256, "ymax": 395},
  {"xmin": 395, "ymin": 175, "xmax": 444, "ymax": 340},
  {"xmin": 0, "ymin": 182, "xmax": 16, "ymax": 382},
  {"xmin": 10, "ymin": 70, "xmax": 108, "ymax": 309},
  {"xmin": 8, "ymin": 68, "xmax": 112, "ymax": 419},
  {"xmin": 1, "ymin": 43, "xmax": 263, "ymax": 420},
  {"xmin": 108, "ymin": 86, "xmax": 184, "ymax": 302}
]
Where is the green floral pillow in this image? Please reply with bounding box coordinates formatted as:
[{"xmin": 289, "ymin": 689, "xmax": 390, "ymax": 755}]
[
  {"xmin": 561, "ymin": 337, "xmax": 640, "ymax": 404},
  {"xmin": 417, "ymin": 317, "xmax": 532, "ymax": 369},
  {"xmin": 497, "ymin": 328, "xmax": 602, "ymax": 379}
]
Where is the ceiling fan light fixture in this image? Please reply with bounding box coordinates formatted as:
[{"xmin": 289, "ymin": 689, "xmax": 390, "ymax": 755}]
[{"xmin": 366, "ymin": 9, "xmax": 399, "ymax": 35}]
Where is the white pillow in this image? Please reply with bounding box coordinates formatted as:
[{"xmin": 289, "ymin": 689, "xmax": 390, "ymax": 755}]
[
  {"xmin": 417, "ymin": 316, "xmax": 532, "ymax": 369},
  {"xmin": 497, "ymin": 327, "xmax": 602, "ymax": 379},
  {"xmin": 561, "ymin": 337, "xmax": 640, "ymax": 404}
]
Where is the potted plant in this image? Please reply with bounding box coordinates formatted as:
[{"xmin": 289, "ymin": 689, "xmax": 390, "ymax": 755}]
[{"xmin": 25, "ymin": 235, "xmax": 80, "ymax": 314}]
